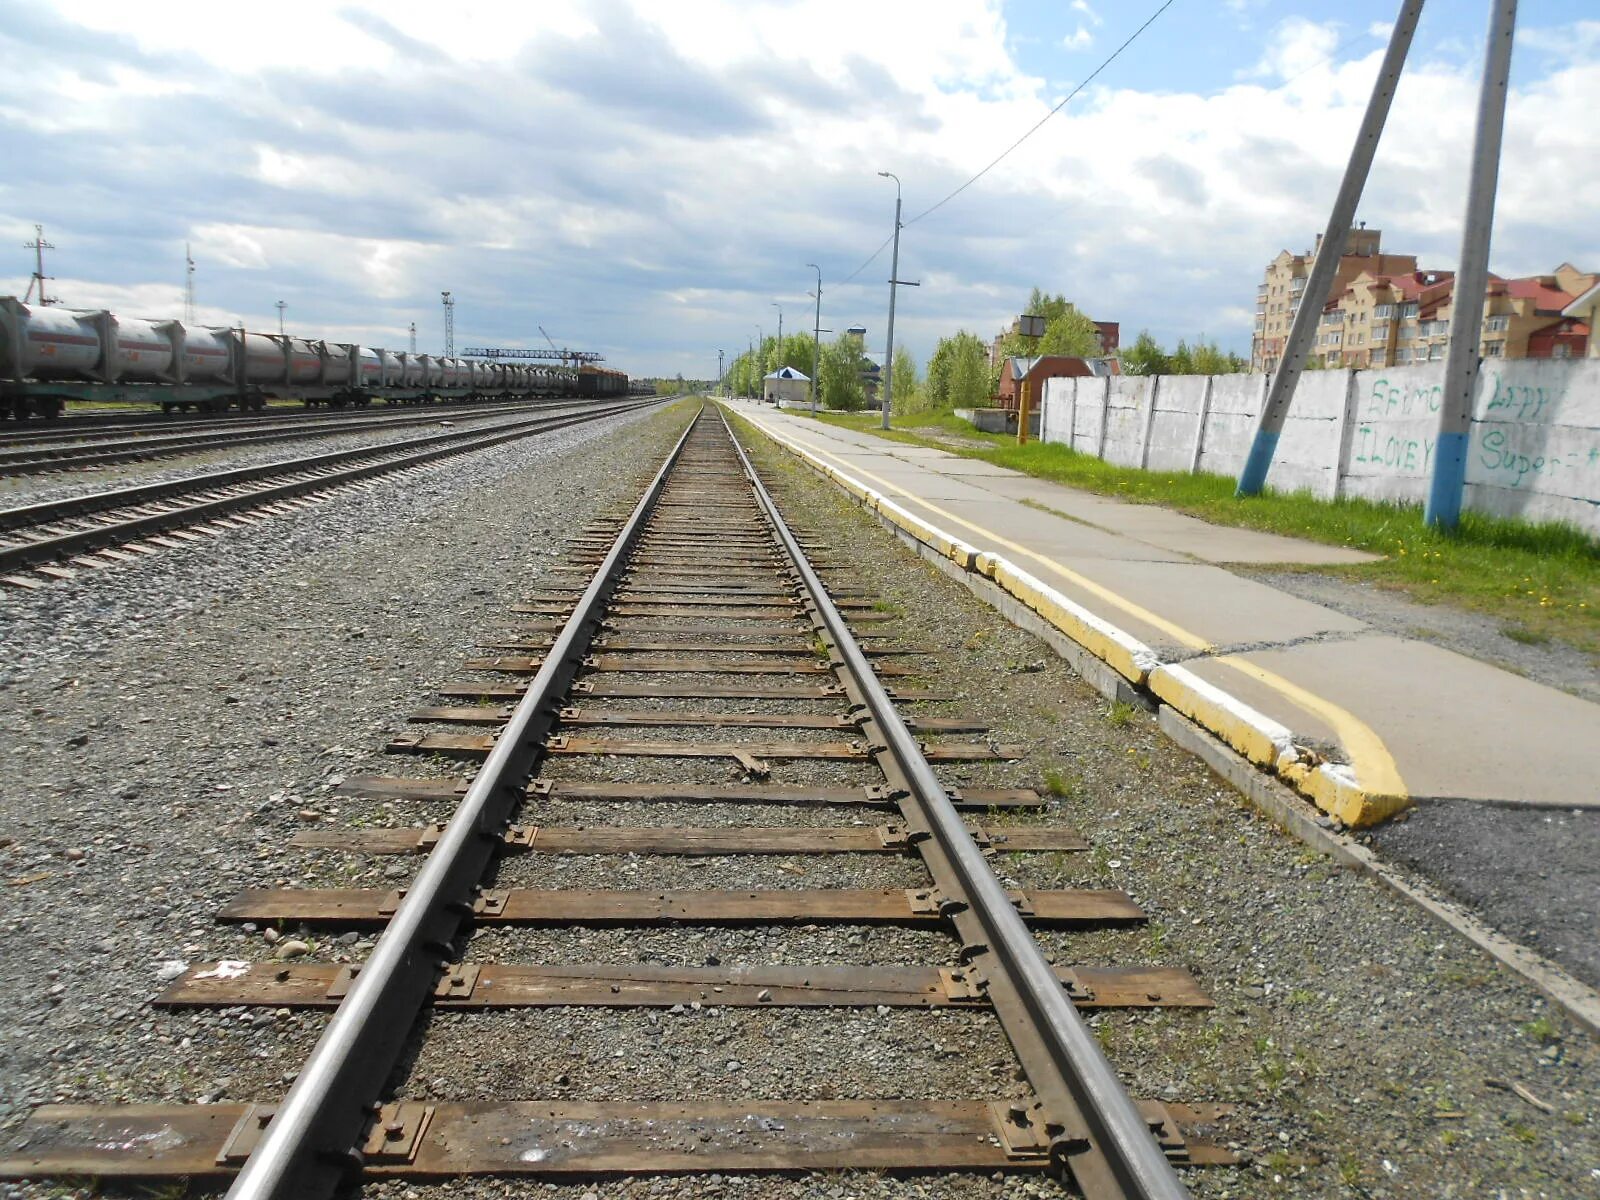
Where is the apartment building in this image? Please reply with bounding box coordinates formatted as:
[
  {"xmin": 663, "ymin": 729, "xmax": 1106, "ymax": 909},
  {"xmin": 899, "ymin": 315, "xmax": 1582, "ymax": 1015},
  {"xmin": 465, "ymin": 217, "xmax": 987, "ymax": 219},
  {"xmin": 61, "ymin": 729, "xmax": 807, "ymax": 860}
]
[
  {"xmin": 1252, "ymin": 227, "xmax": 1418, "ymax": 371},
  {"xmin": 1313, "ymin": 262, "xmax": 1596, "ymax": 369}
]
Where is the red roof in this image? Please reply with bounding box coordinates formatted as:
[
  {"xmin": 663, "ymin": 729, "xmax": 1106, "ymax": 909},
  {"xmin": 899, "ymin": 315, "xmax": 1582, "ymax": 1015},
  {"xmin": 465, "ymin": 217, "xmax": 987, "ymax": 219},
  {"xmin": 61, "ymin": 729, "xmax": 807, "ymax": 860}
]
[{"xmin": 1503, "ymin": 276, "xmax": 1575, "ymax": 313}]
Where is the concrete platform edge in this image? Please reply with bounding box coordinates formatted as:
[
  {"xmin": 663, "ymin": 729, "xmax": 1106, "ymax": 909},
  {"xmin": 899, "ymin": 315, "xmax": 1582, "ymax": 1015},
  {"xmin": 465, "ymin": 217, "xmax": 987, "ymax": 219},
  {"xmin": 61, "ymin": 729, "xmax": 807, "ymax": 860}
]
[
  {"xmin": 733, "ymin": 409, "xmax": 1600, "ymax": 1039},
  {"xmin": 739, "ymin": 410, "xmax": 1399, "ymax": 824}
]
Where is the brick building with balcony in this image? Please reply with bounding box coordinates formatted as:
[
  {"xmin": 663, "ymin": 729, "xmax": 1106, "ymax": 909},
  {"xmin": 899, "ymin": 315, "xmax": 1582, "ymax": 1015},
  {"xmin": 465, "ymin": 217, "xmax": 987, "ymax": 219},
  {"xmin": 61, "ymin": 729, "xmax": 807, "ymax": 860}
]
[
  {"xmin": 1252, "ymin": 226, "xmax": 1594, "ymax": 369},
  {"xmin": 1252, "ymin": 226, "xmax": 1417, "ymax": 372},
  {"xmin": 1309, "ymin": 262, "xmax": 1595, "ymax": 369}
]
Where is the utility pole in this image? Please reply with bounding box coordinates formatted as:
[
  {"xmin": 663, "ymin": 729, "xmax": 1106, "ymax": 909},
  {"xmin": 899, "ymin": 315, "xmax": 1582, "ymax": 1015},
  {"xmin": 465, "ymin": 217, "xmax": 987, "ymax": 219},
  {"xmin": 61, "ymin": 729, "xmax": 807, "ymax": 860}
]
[
  {"xmin": 409, "ymin": 322, "xmax": 417, "ymax": 354},
  {"xmin": 875, "ymin": 172, "xmax": 919, "ymax": 429},
  {"xmin": 772, "ymin": 302, "xmax": 783, "ymax": 355},
  {"xmin": 184, "ymin": 243, "xmax": 196, "ymax": 325},
  {"xmin": 717, "ymin": 349, "xmax": 725, "ymax": 397},
  {"xmin": 23, "ymin": 224, "xmax": 55, "ymax": 306},
  {"xmin": 441, "ymin": 291, "xmax": 454, "ymax": 356},
  {"xmin": 807, "ymin": 263, "xmax": 822, "ymax": 413},
  {"xmin": 1427, "ymin": 0, "xmax": 1516, "ymax": 531},
  {"xmin": 1235, "ymin": 0, "xmax": 1424, "ymax": 496},
  {"xmin": 276, "ymin": 300, "xmax": 287, "ymax": 336},
  {"xmin": 746, "ymin": 335, "xmax": 754, "ymax": 398}
]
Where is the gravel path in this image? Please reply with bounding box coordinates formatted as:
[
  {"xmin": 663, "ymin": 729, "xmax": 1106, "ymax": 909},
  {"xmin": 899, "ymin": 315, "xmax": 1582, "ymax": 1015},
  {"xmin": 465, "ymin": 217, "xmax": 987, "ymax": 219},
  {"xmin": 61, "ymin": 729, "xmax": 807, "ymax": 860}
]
[{"xmin": 1, "ymin": 399, "xmax": 1595, "ymax": 1200}]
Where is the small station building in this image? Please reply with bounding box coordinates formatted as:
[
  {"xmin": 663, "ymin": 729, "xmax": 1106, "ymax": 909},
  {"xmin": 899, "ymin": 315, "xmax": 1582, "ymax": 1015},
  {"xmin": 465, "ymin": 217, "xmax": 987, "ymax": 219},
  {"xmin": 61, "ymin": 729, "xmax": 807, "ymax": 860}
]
[{"xmin": 762, "ymin": 365, "xmax": 810, "ymax": 406}]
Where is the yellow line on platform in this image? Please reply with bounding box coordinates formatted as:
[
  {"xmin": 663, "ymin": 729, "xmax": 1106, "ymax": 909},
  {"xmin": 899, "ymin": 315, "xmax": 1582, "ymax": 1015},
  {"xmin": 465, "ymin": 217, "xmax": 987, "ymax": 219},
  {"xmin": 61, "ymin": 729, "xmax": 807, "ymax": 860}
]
[{"xmin": 755, "ymin": 413, "xmax": 1407, "ymax": 800}]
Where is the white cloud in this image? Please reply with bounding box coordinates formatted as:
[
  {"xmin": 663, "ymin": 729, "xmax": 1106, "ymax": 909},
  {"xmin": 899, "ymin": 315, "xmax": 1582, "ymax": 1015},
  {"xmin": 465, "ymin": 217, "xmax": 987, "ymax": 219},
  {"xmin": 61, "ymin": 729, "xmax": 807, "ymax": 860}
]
[
  {"xmin": 1063, "ymin": 26, "xmax": 1094, "ymax": 51},
  {"xmin": 1, "ymin": 2, "xmax": 1595, "ymax": 376}
]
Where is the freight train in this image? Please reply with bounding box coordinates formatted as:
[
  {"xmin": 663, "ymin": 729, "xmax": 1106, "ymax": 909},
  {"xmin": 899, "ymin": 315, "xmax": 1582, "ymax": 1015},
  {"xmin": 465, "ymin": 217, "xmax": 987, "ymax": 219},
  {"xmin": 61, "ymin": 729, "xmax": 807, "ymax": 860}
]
[{"xmin": 0, "ymin": 297, "xmax": 627, "ymax": 418}]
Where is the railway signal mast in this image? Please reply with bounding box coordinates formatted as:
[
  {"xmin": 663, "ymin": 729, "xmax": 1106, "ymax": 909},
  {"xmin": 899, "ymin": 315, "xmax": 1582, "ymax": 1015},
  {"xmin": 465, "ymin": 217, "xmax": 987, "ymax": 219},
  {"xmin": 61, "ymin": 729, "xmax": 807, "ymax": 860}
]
[
  {"xmin": 23, "ymin": 224, "xmax": 55, "ymax": 306},
  {"xmin": 441, "ymin": 291, "xmax": 454, "ymax": 356}
]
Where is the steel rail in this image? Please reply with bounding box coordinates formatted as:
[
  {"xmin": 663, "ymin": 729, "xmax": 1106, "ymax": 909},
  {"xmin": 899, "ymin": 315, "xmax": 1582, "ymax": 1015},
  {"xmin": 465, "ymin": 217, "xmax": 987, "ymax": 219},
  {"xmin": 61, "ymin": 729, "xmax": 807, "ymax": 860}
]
[
  {"xmin": 0, "ymin": 392, "xmax": 577, "ymax": 442},
  {"xmin": 0, "ymin": 402, "xmax": 656, "ymax": 572},
  {"xmin": 0, "ymin": 398, "xmax": 583, "ymax": 473},
  {"xmin": 722, "ymin": 408, "xmax": 1189, "ymax": 1200},
  {"xmin": 222, "ymin": 406, "xmax": 700, "ymax": 1200}
]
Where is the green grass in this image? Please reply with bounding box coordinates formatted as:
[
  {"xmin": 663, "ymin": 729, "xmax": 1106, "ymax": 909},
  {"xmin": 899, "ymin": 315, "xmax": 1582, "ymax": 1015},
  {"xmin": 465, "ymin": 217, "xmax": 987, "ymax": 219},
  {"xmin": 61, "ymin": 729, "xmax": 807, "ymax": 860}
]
[{"xmin": 796, "ymin": 407, "xmax": 1600, "ymax": 657}]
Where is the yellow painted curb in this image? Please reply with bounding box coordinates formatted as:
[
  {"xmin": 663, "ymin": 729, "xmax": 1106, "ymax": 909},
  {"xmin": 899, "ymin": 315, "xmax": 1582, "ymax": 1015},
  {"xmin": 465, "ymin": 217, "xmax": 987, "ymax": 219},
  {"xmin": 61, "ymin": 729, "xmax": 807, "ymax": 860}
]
[
  {"xmin": 1148, "ymin": 663, "xmax": 1296, "ymax": 772},
  {"xmin": 732, "ymin": 406, "xmax": 1408, "ymax": 828}
]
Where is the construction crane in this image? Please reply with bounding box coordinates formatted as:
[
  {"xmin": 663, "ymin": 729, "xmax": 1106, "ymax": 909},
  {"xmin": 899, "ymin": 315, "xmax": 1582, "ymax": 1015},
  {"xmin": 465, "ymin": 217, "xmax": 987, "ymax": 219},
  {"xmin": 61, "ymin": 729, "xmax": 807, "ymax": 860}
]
[{"xmin": 538, "ymin": 324, "xmax": 575, "ymax": 369}]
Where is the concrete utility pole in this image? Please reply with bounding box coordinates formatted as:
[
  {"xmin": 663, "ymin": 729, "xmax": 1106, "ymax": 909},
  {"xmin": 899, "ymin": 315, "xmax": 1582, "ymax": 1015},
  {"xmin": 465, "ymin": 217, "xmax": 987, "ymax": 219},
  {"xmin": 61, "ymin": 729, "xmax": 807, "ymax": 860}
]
[
  {"xmin": 276, "ymin": 300, "xmax": 287, "ymax": 336},
  {"xmin": 23, "ymin": 225, "xmax": 55, "ymax": 306},
  {"xmin": 441, "ymin": 291, "xmax": 454, "ymax": 357},
  {"xmin": 409, "ymin": 322, "xmax": 417, "ymax": 354},
  {"xmin": 878, "ymin": 172, "xmax": 902, "ymax": 430},
  {"xmin": 807, "ymin": 263, "xmax": 822, "ymax": 413},
  {"xmin": 1235, "ymin": 0, "xmax": 1425, "ymax": 496},
  {"xmin": 717, "ymin": 349, "xmax": 725, "ymax": 396},
  {"xmin": 772, "ymin": 302, "xmax": 783, "ymax": 352},
  {"xmin": 1427, "ymin": 0, "xmax": 1516, "ymax": 531},
  {"xmin": 746, "ymin": 335, "xmax": 754, "ymax": 398}
]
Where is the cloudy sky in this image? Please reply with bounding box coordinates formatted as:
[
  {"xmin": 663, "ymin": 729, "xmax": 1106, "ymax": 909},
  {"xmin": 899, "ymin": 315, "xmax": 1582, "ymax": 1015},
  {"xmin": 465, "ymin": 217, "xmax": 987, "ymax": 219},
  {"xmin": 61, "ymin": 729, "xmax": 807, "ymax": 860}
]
[{"xmin": 1, "ymin": 0, "xmax": 1595, "ymax": 378}]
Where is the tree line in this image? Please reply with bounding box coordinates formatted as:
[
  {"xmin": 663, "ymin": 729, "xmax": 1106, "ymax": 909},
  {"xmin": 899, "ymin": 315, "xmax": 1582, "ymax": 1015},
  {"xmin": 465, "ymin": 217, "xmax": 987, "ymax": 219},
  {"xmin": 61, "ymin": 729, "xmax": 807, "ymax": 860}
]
[{"xmin": 725, "ymin": 285, "xmax": 1248, "ymax": 413}]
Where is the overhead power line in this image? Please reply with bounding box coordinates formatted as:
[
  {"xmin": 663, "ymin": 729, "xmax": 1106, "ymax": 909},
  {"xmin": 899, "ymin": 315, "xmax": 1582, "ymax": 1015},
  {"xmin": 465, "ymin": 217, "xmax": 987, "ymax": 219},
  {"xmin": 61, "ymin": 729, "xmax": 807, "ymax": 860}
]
[
  {"xmin": 838, "ymin": 230, "xmax": 898, "ymax": 286},
  {"xmin": 906, "ymin": 0, "xmax": 1177, "ymax": 227}
]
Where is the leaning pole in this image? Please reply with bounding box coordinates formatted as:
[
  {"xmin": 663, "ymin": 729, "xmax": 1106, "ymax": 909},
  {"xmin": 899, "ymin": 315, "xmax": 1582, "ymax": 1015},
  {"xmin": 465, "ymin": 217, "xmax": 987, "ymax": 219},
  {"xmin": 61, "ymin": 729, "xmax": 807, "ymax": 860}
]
[
  {"xmin": 1425, "ymin": 0, "xmax": 1516, "ymax": 531},
  {"xmin": 1235, "ymin": 0, "xmax": 1425, "ymax": 497}
]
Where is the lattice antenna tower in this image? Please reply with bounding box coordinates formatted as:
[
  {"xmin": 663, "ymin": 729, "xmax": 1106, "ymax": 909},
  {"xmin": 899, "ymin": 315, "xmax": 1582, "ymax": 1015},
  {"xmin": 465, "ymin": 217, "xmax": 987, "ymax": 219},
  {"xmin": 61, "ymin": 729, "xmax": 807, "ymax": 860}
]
[
  {"xmin": 23, "ymin": 224, "xmax": 55, "ymax": 306},
  {"xmin": 184, "ymin": 243, "xmax": 196, "ymax": 324},
  {"xmin": 441, "ymin": 291, "xmax": 454, "ymax": 356}
]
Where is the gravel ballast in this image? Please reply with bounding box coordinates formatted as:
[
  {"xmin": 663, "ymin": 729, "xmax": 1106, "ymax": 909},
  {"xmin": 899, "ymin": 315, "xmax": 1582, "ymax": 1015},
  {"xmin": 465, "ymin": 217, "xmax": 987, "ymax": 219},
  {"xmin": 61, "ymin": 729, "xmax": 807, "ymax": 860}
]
[{"xmin": 0, "ymin": 398, "xmax": 1595, "ymax": 1200}]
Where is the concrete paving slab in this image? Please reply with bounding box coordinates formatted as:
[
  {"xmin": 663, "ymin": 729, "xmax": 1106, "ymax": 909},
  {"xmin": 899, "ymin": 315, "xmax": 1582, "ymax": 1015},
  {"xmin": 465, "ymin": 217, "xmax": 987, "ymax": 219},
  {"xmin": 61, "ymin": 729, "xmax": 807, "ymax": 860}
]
[
  {"xmin": 732, "ymin": 402, "xmax": 1600, "ymax": 824},
  {"xmin": 1184, "ymin": 636, "xmax": 1600, "ymax": 808},
  {"xmin": 773, "ymin": 414, "xmax": 1376, "ymax": 566}
]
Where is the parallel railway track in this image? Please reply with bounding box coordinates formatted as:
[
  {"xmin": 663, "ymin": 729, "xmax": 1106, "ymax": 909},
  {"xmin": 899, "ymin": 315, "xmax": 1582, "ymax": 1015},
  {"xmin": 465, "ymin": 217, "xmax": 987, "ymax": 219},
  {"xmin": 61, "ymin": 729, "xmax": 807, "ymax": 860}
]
[
  {"xmin": 0, "ymin": 405, "xmax": 1231, "ymax": 1197},
  {"xmin": 0, "ymin": 398, "xmax": 659, "ymax": 586},
  {"xmin": 0, "ymin": 397, "xmax": 596, "ymax": 475}
]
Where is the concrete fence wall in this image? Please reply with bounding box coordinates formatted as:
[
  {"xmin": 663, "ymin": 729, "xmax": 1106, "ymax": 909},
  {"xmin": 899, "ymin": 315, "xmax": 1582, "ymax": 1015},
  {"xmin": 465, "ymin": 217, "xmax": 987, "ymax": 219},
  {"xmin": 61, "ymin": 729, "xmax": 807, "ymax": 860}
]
[{"xmin": 1040, "ymin": 358, "xmax": 1600, "ymax": 533}]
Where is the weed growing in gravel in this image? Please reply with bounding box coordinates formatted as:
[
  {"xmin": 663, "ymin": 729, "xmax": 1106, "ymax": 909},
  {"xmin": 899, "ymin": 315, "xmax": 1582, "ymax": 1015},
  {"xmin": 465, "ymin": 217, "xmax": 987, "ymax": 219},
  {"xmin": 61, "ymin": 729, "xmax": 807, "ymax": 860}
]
[
  {"xmin": 1338, "ymin": 1154, "xmax": 1363, "ymax": 1185},
  {"xmin": 1501, "ymin": 623, "xmax": 1552, "ymax": 645},
  {"xmin": 1522, "ymin": 1015, "xmax": 1559, "ymax": 1043},
  {"xmin": 1040, "ymin": 766, "xmax": 1077, "ymax": 799},
  {"xmin": 1104, "ymin": 700, "xmax": 1137, "ymax": 727}
]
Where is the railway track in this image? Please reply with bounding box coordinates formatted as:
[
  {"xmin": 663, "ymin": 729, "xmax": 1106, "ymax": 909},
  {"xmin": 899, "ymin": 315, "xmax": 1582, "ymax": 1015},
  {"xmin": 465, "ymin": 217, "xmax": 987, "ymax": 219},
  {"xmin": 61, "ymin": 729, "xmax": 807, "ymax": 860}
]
[
  {"xmin": 0, "ymin": 405, "xmax": 1231, "ymax": 1197},
  {"xmin": 0, "ymin": 398, "xmax": 659, "ymax": 587},
  {"xmin": 0, "ymin": 394, "xmax": 558, "ymax": 443},
  {"xmin": 0, "ymin": 397, "xmax": 594, "ymax": 475}
]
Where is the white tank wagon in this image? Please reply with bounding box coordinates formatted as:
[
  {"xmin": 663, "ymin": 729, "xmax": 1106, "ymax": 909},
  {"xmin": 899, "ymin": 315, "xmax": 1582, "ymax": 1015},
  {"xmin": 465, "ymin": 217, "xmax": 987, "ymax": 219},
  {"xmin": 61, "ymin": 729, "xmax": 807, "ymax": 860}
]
[{"xmin": 1, "ymin": 296, "xmax": 601, "ymax": 419}]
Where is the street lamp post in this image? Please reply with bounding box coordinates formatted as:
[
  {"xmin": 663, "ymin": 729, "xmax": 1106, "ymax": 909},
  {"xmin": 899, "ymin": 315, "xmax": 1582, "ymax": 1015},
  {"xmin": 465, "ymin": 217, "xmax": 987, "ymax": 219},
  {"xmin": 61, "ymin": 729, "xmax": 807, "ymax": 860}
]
[
  {"xmin": 806, "ymin": 263, "xmax": 822, "ymax": 413},
  {"xmin": 275, "ymin": 300, "xmax": 287, "ymax": 336},
  {"xmin": 876, "ymin": 171, "xmax": 911, "ymax": 430}
]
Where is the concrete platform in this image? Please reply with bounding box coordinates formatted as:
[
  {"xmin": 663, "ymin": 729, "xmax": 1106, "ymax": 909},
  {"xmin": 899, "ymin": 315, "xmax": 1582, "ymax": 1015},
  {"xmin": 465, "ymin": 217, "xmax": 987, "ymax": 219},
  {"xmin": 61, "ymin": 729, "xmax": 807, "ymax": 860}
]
[{"xmin": 731, "ymin": 402, "xmax": 1600, "ymax": 825}]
